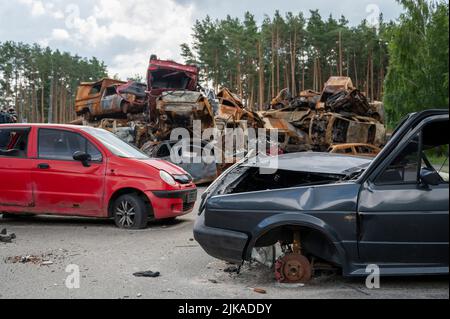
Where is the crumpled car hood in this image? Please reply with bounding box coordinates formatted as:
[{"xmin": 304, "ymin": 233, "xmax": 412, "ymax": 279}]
[{"xmin": 244, "ymin": 152, "xmax": 372, "ymax": 175}]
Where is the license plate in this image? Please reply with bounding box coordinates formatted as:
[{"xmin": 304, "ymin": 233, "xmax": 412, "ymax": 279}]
[{"xmin": 185, "ymin": 190, "xmax": 197, "ymax": 203}]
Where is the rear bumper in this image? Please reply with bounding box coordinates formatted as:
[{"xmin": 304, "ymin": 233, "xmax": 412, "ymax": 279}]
[
  {"xmin": 194, "ymin": 212, "xmax": 248, "ymax": 264},
  {"xmin": 145, "ymin": 188, "xmax": 197, "ymax": 219}
]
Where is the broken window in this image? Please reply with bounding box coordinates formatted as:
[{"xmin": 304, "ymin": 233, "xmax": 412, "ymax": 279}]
[
  {"xmin": 0, "ymin": 128, "xmax": 30, "ymax": 158},
  {"xmin": 150, "ymin": 70, "xmax": 191, "ymax": 90},
  {"xmin": 89, "ymin": 83, "xmax": 102, "ymax": 95},
  {"xmin": 104, "ymin": 85, "xmax": 117, "ymax": 97}
]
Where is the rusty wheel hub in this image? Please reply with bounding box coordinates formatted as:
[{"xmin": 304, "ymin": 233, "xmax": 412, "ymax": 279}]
[{"xmin": 275, "ymin": 253, "xmax": 312, "ymax": 284}]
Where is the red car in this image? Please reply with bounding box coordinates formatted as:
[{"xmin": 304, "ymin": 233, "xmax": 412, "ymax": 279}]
[{"xmin": 0, "ymin": 124, "xmax": 197, "ymax": 229}]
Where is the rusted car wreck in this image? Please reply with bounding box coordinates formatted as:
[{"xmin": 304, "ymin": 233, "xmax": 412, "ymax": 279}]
[
  {"xmin": 260, "ymin": 76, "xmax": 386, "ymax": 152},
  {"xmin": 75, "ymin": 78, "xmax": 147, "ymax": 121}
]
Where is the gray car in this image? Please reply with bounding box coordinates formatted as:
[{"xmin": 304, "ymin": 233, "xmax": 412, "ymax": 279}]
[{"xmin": 194, "ymin": 109, "xmax": 449, "ymax": 283}]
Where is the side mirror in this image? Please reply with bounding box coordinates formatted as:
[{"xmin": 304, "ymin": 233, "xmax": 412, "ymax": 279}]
[
  {"xmin": 420, "ymin": 168, "xmax": 442, "ymax": 186},
  {"xmin": 73, "ymin": 151, "xmax": 92, "ymax": 167}
]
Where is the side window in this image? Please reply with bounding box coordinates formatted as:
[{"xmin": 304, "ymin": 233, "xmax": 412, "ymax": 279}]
[
  {"xmin": 87, "ymin": 141, "xmax": 103, "ymax": 162},
  {"xmin": 376, "ymin": 119, "xmax": 449, "ymax": 185},
  {"xmin": 104, "ymin": 86, "xmax": 117, "ymax": 97},
  {"xmin": 376, "ymin": 133, "xmax": 420, "ymax": 184},
  {"xmin": 38, "ymin": 129, "xmax": 103, "ymax": 162},
  {"xmin": 89, "ymin": 84, "xmax": 102, "ymax": 96},
  {"xmin": 0, "ymin": 129, "xmax": 30, "ymax": 158},
  {"xmin": 421, "ymin": 120, "xmax": 449, "ymax": 183}
]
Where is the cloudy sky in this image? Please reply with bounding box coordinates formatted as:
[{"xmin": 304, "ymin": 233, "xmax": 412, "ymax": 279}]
[{"xmin": 0, "ymin": 0, "xmax": 404, "ymax": 79}]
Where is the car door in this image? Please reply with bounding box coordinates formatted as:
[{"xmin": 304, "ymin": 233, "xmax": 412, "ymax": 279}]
[
  {"xmin": 31, "ymin": 128, "xmax": 106, "ymax": 216},
  {"xmin": 0, "ymin": 127, "xmax": 34, "ymax": 208},
  {"xmin": 358, "ymin": 117, "xmax": 449, "ymax": 265}
]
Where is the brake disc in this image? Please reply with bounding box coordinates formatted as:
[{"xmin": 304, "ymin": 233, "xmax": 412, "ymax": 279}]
[{"xmin": 275, "ymin": 253, "xmax": 312, "ymax": 284}]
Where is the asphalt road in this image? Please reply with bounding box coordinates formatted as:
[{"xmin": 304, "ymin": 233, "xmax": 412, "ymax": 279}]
[{"xmin": 0, "ymin": 187, "xmax": 448, "ymax": 299}]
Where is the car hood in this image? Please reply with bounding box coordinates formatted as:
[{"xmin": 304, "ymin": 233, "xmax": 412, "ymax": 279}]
[
  {"xmin": 138, "ymin": 159, "xmax": 189, "ymax": 175},
  {"xmin": 244, "ymin": 152, "xmax": 372, "ymax": 175}
]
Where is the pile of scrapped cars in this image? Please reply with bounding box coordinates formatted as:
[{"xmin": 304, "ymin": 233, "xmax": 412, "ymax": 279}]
[{"xmin": 74, "ymin": 55, "xmax": 386, "ymax": 184}]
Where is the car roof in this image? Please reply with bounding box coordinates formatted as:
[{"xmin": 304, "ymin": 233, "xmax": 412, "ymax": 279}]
[{"xmin": 0, "ymin": 123, "xmax": 85, "ymax": 130}]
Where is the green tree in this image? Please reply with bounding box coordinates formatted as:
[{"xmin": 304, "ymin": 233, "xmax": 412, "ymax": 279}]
[{"xmin": 384, "ymin": 0, "xmax": 449, "ymax": 125}]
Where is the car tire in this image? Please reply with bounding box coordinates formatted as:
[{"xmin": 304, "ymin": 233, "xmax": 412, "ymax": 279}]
[{"xmin": 113, "ymin": 194, "xmax": 149, "ymax": 230}]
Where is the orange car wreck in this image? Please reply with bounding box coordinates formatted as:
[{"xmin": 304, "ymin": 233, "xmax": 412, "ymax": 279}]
[{"xmin": 75, "ymin": 78, "xmax": 147, "ymax": 121}]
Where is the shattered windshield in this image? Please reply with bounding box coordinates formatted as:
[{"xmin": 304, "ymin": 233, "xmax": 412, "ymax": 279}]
[{"xmin": 82, "ymin": 127, "xmax": 149, "ymax": 159}]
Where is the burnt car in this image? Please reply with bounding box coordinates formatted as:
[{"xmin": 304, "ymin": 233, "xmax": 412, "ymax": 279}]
[
  {"xmin": 328, "ymin": 143, "xmax": 381, "ymax": 158},
  {"xmin": 75, "ymin": 78, "xmax": 147, "ymax": 121},
  {"xmin": 195, "ymin": 109, "xmax": 449, "ymax": 283},
  {"xmin": 142, "ymin": 139, "xmax": 218, "ymax": 185},
  {"xmin": 147, "ymin": 56, "xmax": 199, "ymax": 123}
]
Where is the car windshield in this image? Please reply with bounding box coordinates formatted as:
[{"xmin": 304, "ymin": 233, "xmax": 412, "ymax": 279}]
[{"xmin": 81, "ymin": 127, "xmax": 149, "ymax": 159}]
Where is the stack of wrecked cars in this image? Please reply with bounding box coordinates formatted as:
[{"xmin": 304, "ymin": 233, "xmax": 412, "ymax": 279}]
[
  {"xmin": 261, "ymin": 76, "xmax": 386, "ymax": 153},
  {"xmin": 75, "ymin": 55, "xmax": 387, "ymax": 184}
]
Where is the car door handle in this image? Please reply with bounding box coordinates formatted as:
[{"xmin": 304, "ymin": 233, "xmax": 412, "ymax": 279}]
[{"xmin": 38, "ymin": 163, "xmax": 50, "ymax": 170}]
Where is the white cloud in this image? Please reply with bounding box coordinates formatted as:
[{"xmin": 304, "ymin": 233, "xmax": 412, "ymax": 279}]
[
  {"xmin": 18, "ymin": 0, "xmax": 46, "ymax": 16},
  {"xmin": 60, "ymin": 0, "xmax": 195, "ymax": 78},
  {"xmin": 51, "ymin": 28, "xmax": 70, "ymax": 41},
  {"xmin": 13, "ymin": 0, "xmax": 196, "ymax": 79}
]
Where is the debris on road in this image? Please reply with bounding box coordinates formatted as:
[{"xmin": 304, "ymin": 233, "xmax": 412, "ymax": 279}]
[
  {"xmin": 6, "ymin": 255, "xmax": 41, "ymax": 264},
  {"xmin": 0, "ymin": 229, "xmax": 16, "ymax": 243},
  {"xmin": 223, "ymin": 266, "xmax": 239, "ymax": 273},
  {"xmin": 253, "ymin": 288, "xmax": 267, "ymax": 294},
  {"xmin": 133, "ymin": 271, "xmax": 161, "ymax": 278}
]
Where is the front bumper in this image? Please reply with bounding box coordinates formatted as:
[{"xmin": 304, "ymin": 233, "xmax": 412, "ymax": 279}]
[
  {"xmin": 194, "ymin": 212, "xmax": 248, "ymax": 264},
  {"xmin": 146, "ymin": 188, "xmax": 197, "ymax": 219}
]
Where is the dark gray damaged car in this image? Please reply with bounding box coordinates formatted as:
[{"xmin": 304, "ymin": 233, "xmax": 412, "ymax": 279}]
[{"xmin": 194, "ymin": 109, "xmax": 449, "ymax": 282}]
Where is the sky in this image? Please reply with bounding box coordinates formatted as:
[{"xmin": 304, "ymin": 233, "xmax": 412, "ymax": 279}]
[{"xmin": 0, "ymin": 0, "xmax": 405, "ymax": 79}]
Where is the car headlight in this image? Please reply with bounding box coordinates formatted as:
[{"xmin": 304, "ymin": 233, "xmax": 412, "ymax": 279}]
[{"xmin": 160, "ymin": 170, "xmax": 177, "ymax": 186}]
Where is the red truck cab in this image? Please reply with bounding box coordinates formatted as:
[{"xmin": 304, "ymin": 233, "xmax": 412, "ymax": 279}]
[
  {"xmin": 147, "ymin": 56, "xmax": 199, "ymax": 122},
  {"xmin": 0, "ymin": 124, "xmax": 197, "ymax": 229}
]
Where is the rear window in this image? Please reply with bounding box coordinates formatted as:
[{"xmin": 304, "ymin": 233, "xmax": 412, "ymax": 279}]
[{"xmin": 0, "ymin": 128, "xmax": 30, "ymax": 158}]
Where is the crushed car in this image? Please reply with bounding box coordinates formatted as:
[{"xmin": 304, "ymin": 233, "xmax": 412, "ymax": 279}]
[
  {"xmin": 147, "ymin": 55, "xmax": 200, "ymax": 123},
  {"xmin": 195, "ymin": 109, "xmax": 449, "ymax": 283},
  {"xmin": 151, "ymin": 90, "xmax": 215, "ymax": 141},
  {"xmin": 75, "ymin": 78, "xmax": 147, "ymax": 121}
]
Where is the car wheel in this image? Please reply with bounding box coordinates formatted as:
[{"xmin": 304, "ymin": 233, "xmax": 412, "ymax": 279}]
[{"xmin": 113, "ymin": 194, "xmax": 148, "ymax": 229}]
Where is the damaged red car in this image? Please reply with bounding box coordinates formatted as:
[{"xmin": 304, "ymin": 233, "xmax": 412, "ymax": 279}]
[{"xmin": 0, "ymin": 124, "xmax": 197, "ymax": 229}]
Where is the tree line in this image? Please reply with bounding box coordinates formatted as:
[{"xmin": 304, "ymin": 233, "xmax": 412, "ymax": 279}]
[
  {"xmin": 181, "ymin": 10, "xmax": 390, "ymax": 110},
  {"xmin": 0, "ymin": 41, "xmax": 108, "ymax": 123},
  {"xmin": 181, "ymin": 0, "xmax": 449, "ymax": 124}
]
